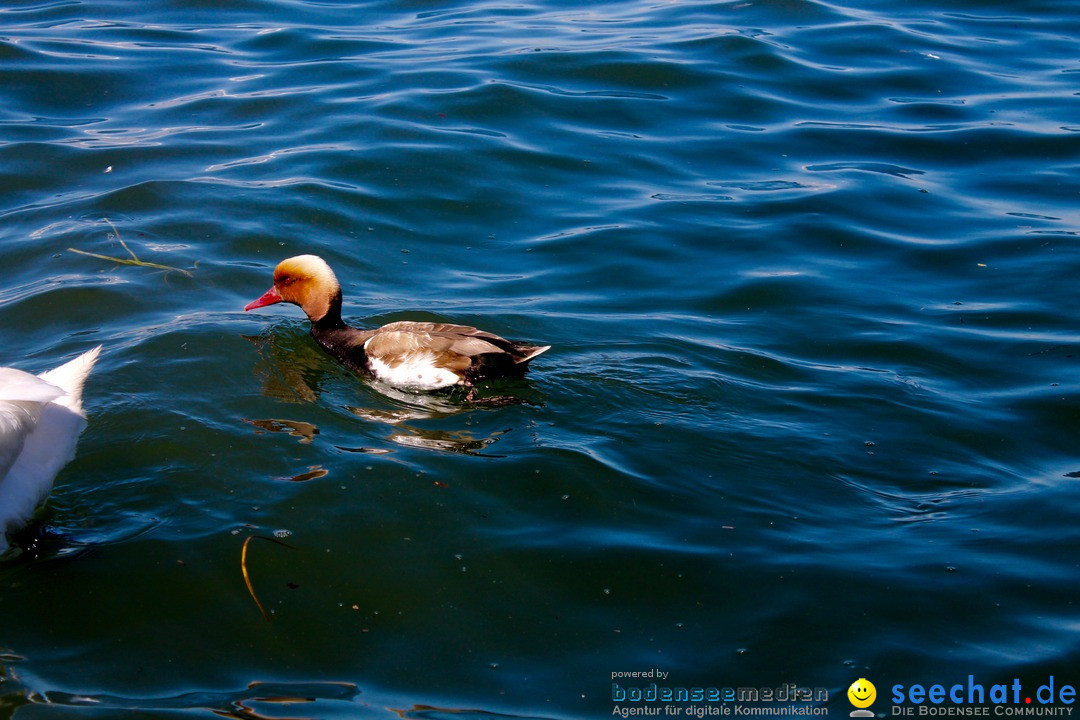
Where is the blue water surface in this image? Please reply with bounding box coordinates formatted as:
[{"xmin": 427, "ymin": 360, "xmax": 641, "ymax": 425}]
[{"xmin": 1, "ymin": 0, "xmax": 1079, "ymax": 717}]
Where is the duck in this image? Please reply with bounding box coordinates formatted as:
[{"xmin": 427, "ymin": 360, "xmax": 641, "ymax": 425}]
[
  {"xmin": 0, "ymin": 345, "xmax": 101, "ymax": 554},
  {"xmin": 244, "ymin": 255, "xmax": 549, "ymax": 397}
]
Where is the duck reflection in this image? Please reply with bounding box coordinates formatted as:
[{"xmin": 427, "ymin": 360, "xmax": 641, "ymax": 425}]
[
  {"xmin": 243, "ymin": 331, "xmax": 531, "ymax": 456},
  {"xmin": 243, "ymin": 332, "xmax": 325, "ymax": 405},
  {"xmin": 243, "ymin": 418, "xmax": 318, "ymax": 444},
  {"xmin": 343, "ymin": 404, "xmax": 508, "ymax": 456}
]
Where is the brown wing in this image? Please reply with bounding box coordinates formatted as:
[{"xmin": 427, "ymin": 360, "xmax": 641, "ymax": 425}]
[
  {"xmin": 374, "ymin": 321, "xmax": 542, "ymax": 362},
  {"xmin": 362, "ymin": 331, "xmax": 476, "ymax": 373}
]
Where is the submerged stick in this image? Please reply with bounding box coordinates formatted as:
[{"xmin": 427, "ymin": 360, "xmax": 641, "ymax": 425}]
[{"xmin": 241, "ymin": 534, "xmax": 294, "ymax": 623}]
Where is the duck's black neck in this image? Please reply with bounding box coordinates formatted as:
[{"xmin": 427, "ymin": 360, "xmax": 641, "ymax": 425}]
[{"xmin": 311, "ymin": 290, "xmax": 348, "ymax": 331}]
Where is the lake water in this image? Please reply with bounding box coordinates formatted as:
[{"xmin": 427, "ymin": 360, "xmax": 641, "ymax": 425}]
[{"xmin": 2, "ymin": 0, "xmax": 1079, "ymax": 718}]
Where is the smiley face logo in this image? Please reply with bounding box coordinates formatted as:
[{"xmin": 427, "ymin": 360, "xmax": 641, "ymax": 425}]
[{"xmin": 848, "ymin": 678, "xmax": 876, "ymax": 709}]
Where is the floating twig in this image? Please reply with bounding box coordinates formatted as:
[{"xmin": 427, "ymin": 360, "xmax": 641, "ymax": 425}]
[{"xmin": 68, "ymin": 218, "xmax": 194, "ymax": 277}]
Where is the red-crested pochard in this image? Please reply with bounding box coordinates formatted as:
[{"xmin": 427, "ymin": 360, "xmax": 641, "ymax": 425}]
[
  {"xmin": 0, "ymin": 345, "xmax": 101, "ymax": 554},
  {"xmin": 244, "ymin": 255, "xmax": 549, "ymax": 396}
]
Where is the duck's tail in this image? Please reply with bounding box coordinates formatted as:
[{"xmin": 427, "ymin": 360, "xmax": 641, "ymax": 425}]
[
  {"xmin": 514, "ymin": 344, "xmax": 551, "ymax": 364},
  {"xmin": 37, "ymin": 345, "xmax": 102, "ymax": 414},
  {"xmin": 0, "ymin": 346, "xmax": 102, "ymax": 549}
]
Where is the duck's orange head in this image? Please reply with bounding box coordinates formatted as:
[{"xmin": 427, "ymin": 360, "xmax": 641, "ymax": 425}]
[{"xmin": 244, "ymin": 254, "xmax": 342, "ymax": 323}]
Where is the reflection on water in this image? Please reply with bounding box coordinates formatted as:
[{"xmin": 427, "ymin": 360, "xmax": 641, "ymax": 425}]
[
  {"xmin": 389, "ymin": 706, "xmax": 561, "ymax": 719},
  {"xmin": 245, "ymin": 417, "xmax": 320, "ymax": 444},
  {"xmin": 247, "ymin": 329, "xmax": 535, "ymax": 456},
  {"xmin": 244, "ymin": 333, "xmax": 323, "ymax": 405},
  {"xmin": 0, "ymin": 673, "xmax": 560, "ymax": 720},
  {"xmin": 284, "ymin": 464, "xmax": 329, "ymax": 482},
  {"xmin": 346, "ymin": 405, "xmax": 510, "ymax": 457},
  {"xmin": 19, "ymin": 680, "xmax": 361, "ymax": 719}
]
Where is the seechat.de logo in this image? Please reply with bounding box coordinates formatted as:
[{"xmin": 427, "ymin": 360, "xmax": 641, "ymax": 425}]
[{"xmin": 849, "ymin": 678, "xmax": 877, "ymax": 717}]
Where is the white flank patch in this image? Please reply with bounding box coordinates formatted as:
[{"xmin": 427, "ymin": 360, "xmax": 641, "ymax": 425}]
[{"xmin": 366, "ymin": 351, "xmax": 460, "ymax": 390}]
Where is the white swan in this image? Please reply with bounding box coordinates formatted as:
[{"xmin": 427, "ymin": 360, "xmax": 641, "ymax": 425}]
[{"xmin": 0, "ymin": 346, "xmax": 101, "ymax": 554}]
